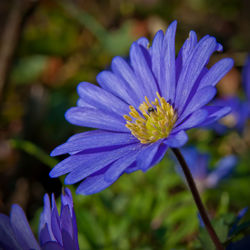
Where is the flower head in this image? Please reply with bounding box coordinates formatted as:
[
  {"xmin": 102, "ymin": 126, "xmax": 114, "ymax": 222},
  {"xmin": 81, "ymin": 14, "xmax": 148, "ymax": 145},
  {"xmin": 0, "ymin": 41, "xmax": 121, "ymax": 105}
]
[
  {"xmin": 175, "ymin": 147, "xmax": 237, "ymax": 192},
  {"xmin": 50, "ymin": 20, "xmax": 233, "ymax": 195},
  {"xmin": 0, "ymin": 188, "xmax": 79, "ymax": 250},
  {"xmin": 39, "ymin": 188, "xmax": 79, "ymax": 250}
]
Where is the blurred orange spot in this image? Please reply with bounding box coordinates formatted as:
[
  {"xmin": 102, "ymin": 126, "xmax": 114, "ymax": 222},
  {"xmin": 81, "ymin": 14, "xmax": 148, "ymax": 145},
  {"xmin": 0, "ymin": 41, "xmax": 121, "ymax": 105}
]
[
  {"xmin": 42, "ymin": 57, "xmax": 63, "ymax": 85},
  {"xmin": 217, "ymin": 67, "xmax": 240, "ymax": 97}
]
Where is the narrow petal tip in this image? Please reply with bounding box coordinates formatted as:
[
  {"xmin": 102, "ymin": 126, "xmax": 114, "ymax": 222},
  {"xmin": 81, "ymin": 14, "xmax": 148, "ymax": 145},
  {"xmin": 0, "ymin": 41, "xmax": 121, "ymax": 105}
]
[
  {"xmin": 50, "ymin": 148, "xmax": 58, "ymax": 157},
  {"xmin": 49, "ymin": 168, "xmax": 59, "ymax": 178},
  {"xmin": 216, "ymin": 43, "xmax": 223, "ymax": 52}
]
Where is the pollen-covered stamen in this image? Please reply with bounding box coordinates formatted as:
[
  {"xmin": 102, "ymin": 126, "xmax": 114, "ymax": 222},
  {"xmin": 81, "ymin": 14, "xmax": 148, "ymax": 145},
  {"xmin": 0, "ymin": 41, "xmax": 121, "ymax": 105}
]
[{"xmin": 124, "ymin": 92, "xmax": 177, "ymax": 144}]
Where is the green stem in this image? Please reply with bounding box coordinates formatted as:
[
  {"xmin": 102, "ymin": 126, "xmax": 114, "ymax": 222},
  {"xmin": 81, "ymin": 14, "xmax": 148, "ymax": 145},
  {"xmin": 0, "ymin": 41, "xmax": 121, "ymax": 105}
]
[{"xmin": 172, "ymin": 148, "xmax": 224, "ymax": 250}]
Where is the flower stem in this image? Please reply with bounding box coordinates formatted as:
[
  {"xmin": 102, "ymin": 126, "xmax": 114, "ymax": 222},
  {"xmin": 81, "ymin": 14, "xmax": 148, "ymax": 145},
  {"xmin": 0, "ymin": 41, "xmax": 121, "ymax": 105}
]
[{"xmin": 172, "ymin": 148, "xmax": 224, "ymax": 250}]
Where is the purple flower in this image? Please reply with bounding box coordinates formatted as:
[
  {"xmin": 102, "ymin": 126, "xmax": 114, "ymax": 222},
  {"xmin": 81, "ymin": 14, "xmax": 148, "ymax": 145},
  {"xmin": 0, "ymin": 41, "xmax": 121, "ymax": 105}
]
[
  {"xmin": 175, "ymin": 147, "xmax": 237, "ymax": 192},
  {"xmin": 0, "ymin": 188, "xmax": 79, "ymax": 250},
  {"xmin": 50, "ymin": 20, "xmax": 233, "ymax": 195},
  {"xmin": 39, "ymin": 188, "xmax": 79, "ymax": 250},
  {"xmin": 209, "ymin": 55, "xmax": 250, "ymax": 134}
]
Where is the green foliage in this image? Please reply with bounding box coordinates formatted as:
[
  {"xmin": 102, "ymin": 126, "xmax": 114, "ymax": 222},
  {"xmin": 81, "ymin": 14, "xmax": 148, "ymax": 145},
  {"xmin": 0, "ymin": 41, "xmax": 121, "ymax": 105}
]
[
  {"xmin": 58, "ymin": 0, "xmax": 136, "ymax": 55},
  {"xmin": 198, "ymin": 212, "xmax": 250, "ymax": 249},
  {"xmin": 11, "ymin": 55, "xmax": 48, "ymax": 85},
  {"xmin": 21, "ymin": 7, "xmax": 79, "ymax": 56},
  {"xmin": 64, "ymin": 159, "xmax": 199, "ymax": 249},
  {"xmin": 10, "ymin": 139, "xmax": 58, "ymax": 168}
]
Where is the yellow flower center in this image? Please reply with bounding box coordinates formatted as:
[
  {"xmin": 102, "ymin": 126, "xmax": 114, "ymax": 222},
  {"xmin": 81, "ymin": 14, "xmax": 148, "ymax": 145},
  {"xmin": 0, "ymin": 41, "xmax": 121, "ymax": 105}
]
[{"xmin": 124, "ymin": 92, "xmax": 177, "ymax": 144}]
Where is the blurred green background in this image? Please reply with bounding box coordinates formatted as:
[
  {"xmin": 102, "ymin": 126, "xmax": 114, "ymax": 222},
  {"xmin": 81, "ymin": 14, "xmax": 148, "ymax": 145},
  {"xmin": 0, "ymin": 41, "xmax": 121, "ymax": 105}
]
[{"xmin": 0, "ymin": 0, "xmax": 250, "ymax": 249}]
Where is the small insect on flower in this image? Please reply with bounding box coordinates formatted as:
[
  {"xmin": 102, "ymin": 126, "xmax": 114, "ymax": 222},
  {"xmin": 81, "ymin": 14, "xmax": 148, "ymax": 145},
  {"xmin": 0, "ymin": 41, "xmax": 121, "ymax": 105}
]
[
  {"xmin": 50, "ymin": 20, "xmax": 233, "ymax": 195},
  {"xmin": 147, "ymin": 107, "xmax": 156, "ymax": 114}
]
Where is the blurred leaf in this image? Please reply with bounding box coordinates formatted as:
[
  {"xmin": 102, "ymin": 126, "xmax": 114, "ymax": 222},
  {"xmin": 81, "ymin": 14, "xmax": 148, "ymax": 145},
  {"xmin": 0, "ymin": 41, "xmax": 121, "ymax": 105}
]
[
  {"xmin": 11, "ymin": 55, "xmax": 48, "ymax": 84},
  {"xmin": 217, "ymin": 192, "xmax": 230, "ymax": 215},
  {"xmin": 214, "ymin": 218, "xmax": 230, "ymax": 242},
  {"xmin": 10, "ymin": 139, "xmax": 57, "ymax": 168},
  {"xmin": 22, "ymin": 8, "xmax": 79, "ymax": 56},
  {"xmin": 58, "ymin": 0, "xmax": 135, "ymax": 55},
  {"xmin": 76, "ymin": 209, "xmax": 106, "ymax": 248},
  {"xmin": 103, "ymin": 20, "xmax": 136, "ymax": 55},
  {"xmin": 58, "ymin": 0, "xmax": 107, "ymax": 40},
  {"xmin": 199, "ymin": 226, "xmax": 216, "ymax": 250},
  {"xmin": 198, "ymin": 213, "xmax": 236, "ymax": 249}
]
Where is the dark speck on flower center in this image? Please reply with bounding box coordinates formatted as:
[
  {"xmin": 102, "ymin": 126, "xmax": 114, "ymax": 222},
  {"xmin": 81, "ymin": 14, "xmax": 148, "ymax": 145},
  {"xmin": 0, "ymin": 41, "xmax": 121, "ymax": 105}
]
[
  {"xmin": 147, "ymin": 107, "xmax": 156, "ymax": 114},
  {"xmin": 124, "ymin": 92, "xmax": 177, "ymax": 144}
]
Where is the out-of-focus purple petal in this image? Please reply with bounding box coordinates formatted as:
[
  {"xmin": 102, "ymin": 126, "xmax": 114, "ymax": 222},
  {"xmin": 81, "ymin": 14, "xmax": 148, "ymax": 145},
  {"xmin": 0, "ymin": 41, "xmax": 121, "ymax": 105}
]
[
  {"xmin": 209, "ymin": 97, "xmax": 249, "ymax": 134},
  {"xmin": 51, "ymin": 203, "xmax": 62, "ymax": 246},
  {"xmin": 229, "ymin": 207, "xmax": 248, "ymax": 236},
  {"xmin": 61, "ymin": 230, "xmax": 77, "ymax": 250},
  {"xmin": 0, "ymin": 214, "xmax": 21, "ymax": 250},
  {"xmin": 227, "ymin": 208, "xmax": 249, "ymax": 250},
  {"xmin": 175, "ymin": 147, "xmax": 208, "ymax": 181},
  {"xmin": 199, "ymin": 106, "xmax": 231, "ymax": 126},
  {"xmin": 206, "ymin": 155, "xmax": 237, "ymax": 188},
  {"xmin": 39, "ymin": 194, "xmax": 55, "ymax": 244},
  {"xmin": 39, "ymin": 224, "xmax": 52, "ymax": 246},
  {"xmin": 60, "ymin": 205, "xmax": 74, "ymax": 248},
  {"xmin": 10, "ymin": 205, "xmax": 40, "ymax": 250},
  {"xmin": 42, "ymin": 241, "xmax": 64, "ymax": 250},
  {"xmin": 61, "ymin": 188, "xmax": 73, "ymax": 215},
  {"xmin": 39, "ymin": 189, "xmax": 79, "ymax": 249},
  {"xmin": 61, "ymin": 188, "xmax": 79, "ymax": 249}
]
